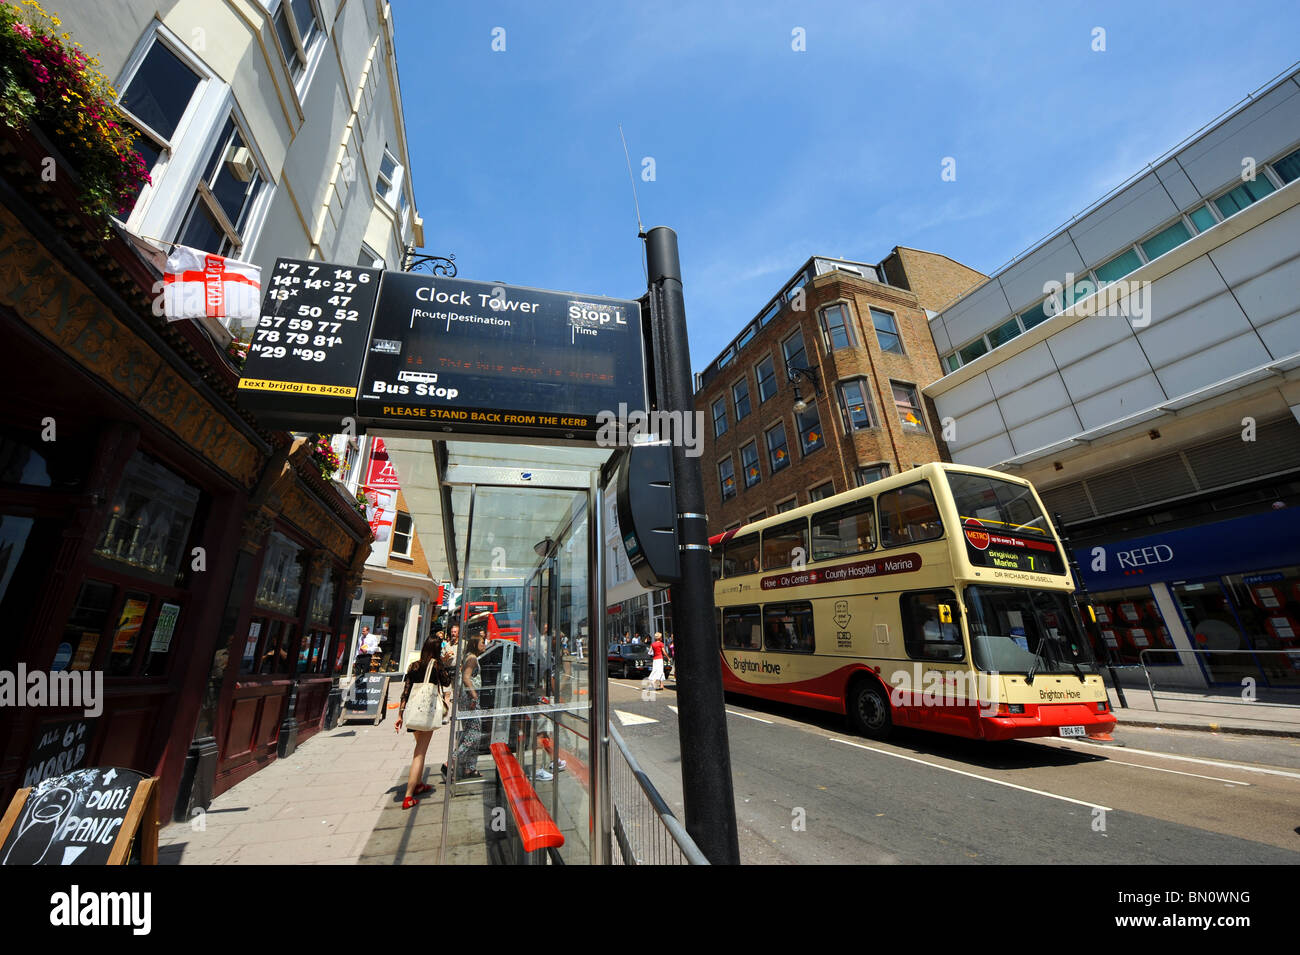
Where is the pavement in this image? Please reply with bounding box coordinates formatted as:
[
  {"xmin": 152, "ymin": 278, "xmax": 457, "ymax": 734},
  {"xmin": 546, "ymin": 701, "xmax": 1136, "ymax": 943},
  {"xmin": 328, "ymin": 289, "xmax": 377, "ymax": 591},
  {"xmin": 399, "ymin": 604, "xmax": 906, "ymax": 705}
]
[
  {"xmin": 157, "ymin": 682, "xmax": 486, "ymax": 865},
  {"xmin": 1104, "ymin": 683, "xmax": 1300, "ymax": 739}
]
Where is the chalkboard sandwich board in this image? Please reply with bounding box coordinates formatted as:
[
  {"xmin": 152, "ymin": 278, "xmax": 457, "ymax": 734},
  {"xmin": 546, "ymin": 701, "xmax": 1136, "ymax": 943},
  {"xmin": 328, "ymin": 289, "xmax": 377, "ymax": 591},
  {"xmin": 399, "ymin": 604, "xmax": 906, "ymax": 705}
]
[
  {"xmin": 343, "ymin": 673, "xmax": 391, "ymax": 725},
  {"xmin": 0, "ymin": 767, "xmax": 159, "ymax": 865}
]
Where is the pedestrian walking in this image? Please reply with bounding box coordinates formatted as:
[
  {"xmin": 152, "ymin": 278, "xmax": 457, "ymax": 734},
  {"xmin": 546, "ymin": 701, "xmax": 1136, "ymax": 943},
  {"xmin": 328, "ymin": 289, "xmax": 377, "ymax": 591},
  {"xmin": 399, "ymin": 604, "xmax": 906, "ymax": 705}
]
[
  {"xmin": 648, "ymin": 631, "xmax": 667, "ymax": 691},
  {"xmin": 395, "ymin": 635, "xmax": 443, "ymax": 809}
]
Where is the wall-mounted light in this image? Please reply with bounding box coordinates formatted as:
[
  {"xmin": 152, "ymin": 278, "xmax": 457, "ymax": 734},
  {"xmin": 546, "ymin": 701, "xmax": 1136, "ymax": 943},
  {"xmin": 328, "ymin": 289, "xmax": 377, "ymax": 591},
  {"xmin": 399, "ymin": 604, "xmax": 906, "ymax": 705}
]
[{"xmin": 788, "ymin": 365, "xmax": 821, "ymax": 414}]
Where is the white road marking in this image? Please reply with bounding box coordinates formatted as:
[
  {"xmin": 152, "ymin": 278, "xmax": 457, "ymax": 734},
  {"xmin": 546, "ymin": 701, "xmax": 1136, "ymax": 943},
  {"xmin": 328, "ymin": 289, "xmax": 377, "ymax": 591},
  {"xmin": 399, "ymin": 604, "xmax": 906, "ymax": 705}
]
[
  {"xmin": 668, "ymin": 706, "xmax": 678, "ymax": 714},
  {"xmin": 1073, "ymin": 741, "xmax": 1300, "ymax": 781},
  {"xmin": 830, "ymin": 738, "xmax": 1112, "ymax": 811},
  {"xmin": 614, "ymin": 709, "xmax": 658, "ymax": 726},
  {"xmin": 727, "ymin": 710, "xmax": 773, "ymax": 724},
  {"xmin": 1090, "ymin": 757, "xmax": 1250, "ymax": 786}
]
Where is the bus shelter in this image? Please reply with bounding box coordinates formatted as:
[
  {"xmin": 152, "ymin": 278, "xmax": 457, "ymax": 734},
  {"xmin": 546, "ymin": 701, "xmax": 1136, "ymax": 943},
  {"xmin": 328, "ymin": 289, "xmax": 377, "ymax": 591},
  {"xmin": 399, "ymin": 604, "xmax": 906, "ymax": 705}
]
[{"xmin": 386, "ymin": 439, "xmax": 706, "ymax": 865}]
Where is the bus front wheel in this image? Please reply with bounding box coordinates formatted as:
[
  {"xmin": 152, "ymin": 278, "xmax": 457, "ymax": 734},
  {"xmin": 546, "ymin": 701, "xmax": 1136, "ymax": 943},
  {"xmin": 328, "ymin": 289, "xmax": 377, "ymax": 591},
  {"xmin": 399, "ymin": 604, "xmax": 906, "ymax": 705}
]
[{"xmin": 849, "ymin": 680, "xmax": 893, "ymax": 741}]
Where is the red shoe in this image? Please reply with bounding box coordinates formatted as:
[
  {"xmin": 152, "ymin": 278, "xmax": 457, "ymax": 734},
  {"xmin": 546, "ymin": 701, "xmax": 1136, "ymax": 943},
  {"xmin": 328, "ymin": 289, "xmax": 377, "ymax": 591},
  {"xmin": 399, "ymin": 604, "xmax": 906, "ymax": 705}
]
[
  {"xmin": 402, "ymin": 796, "xmax": 417, "ymax": 810},
  {"xmin": 414, "ymin": 783, "xmax": 434, "ymax": 795}
]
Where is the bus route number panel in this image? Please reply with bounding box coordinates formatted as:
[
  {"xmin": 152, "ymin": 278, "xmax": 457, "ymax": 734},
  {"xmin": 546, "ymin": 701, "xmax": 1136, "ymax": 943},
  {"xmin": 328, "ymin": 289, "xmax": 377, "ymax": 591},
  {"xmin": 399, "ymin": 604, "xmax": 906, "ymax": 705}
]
[
  {"xmin": 962, "ymin": 520, "xmax": 1065, "ymax": 575},
  {"xmin": 357, "ymin": 272, "xmax": 649, "ymax": 441},
  {"xmin": 236, "ymin": 258, "xmax": 384, "ymax": 432}
]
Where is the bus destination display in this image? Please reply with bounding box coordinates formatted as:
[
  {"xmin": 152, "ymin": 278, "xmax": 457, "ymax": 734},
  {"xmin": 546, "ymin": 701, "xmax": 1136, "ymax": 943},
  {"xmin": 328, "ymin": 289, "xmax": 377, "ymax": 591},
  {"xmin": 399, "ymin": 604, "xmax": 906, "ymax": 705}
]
[
  {"xmin": 962, "ymin": 520, "xmax": 1064, "ymax": 574},
  {"xmin": 357, "ymin": 272, "xmax": 647, "ymax": 439},
  {"xmin": 237, "ymin": 258, "xmax": 383, "ymax": 431}
]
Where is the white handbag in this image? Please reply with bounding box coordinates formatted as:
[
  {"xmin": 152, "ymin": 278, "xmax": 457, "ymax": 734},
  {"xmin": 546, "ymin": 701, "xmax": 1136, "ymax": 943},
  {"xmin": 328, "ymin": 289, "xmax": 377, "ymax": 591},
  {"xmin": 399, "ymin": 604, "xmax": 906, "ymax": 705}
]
[{"xmin": 404, "ymin": 661, "xmax": 444, "ymax": 731}]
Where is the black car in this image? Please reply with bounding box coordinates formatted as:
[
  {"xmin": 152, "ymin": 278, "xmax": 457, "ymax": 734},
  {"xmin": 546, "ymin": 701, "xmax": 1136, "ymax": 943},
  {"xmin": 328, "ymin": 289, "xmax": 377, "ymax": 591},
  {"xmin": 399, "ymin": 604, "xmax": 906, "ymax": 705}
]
[{"xmin": 608, "ymin": 643, "xmax": 653, "ymax": 679}]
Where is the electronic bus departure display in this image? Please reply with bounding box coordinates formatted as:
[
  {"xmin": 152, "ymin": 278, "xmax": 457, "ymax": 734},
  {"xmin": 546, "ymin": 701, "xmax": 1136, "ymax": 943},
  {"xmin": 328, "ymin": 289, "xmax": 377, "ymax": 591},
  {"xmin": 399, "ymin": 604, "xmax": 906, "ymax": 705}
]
[
  {"xmin": 237, "ymin": 258, "xmax": 384, "ymax": 431},
  {"xmin": 961, "ymin": 519, "xmax": 1064, "ymax": 575}
]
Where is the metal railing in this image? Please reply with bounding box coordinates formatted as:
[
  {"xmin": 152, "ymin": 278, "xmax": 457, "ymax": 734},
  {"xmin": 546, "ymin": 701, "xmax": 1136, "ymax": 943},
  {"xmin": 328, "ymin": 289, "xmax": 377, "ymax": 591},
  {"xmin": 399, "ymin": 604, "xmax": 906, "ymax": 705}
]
[
  {"xmin": 608, "ymin": 724, "xmax": 708, "ymax": 865},
  {"xmin": 1139, "ymin": 648, "xmax": 1300, "ymax": 717}
]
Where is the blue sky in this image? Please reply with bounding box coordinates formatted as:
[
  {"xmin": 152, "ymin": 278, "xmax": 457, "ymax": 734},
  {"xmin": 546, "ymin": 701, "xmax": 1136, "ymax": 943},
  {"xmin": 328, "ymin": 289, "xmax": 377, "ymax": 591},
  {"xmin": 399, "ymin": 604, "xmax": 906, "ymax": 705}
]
[{"xmin": 392, "ymin": 1, "xmax": 1300, "ymax": 373}]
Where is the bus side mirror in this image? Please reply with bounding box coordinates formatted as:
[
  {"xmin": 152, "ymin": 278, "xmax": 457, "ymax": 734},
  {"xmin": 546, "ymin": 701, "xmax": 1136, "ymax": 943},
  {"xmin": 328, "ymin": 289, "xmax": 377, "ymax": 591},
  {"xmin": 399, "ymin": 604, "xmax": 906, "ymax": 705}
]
[{"xmin": 938, "ymin": 604, "xmax": 953, "ymax": 624}]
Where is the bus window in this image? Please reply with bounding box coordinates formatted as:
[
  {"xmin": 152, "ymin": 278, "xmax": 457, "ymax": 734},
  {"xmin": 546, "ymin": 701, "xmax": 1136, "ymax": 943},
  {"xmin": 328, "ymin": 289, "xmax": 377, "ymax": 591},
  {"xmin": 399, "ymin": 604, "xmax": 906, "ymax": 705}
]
[
  {"xmin": 762, "ymin": 518, "xmax": 809, "ymax": 570},
  {"xmin": 723, "ymin": 605, "xmax": 762, "ymax": 649},
  {"xmin": 811, "ymin": 497, "xmax": 876, "ymax": 560},
  {"xmin": 900, "ymin": 590, "xmax": 963, "ymax": 662},
  {"xmin": 710, "ymin": 541, "xmax": 724, "ymax": 579},
  {"xmin": 878, "ymin": 481, "xmax": 943, "ymax": 548},
  {"xmin": 726, "ymin": 533, "xmax": 760, "ymax": 577},
  {"xmin": 762, "ymin": 602, "xmax": 815, "ymax": 653}
]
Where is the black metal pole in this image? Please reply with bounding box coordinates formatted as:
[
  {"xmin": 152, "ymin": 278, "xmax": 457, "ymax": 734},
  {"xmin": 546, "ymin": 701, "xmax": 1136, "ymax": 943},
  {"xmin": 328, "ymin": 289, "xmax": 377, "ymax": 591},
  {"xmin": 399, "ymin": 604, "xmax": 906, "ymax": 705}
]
[
  {"xmin": 644, "ymin": 226, "xmax": 741, "ymax": 864},
  {"xmin": 1054, "ymin": 511, "xmax": 1126, "ymax": 708}
]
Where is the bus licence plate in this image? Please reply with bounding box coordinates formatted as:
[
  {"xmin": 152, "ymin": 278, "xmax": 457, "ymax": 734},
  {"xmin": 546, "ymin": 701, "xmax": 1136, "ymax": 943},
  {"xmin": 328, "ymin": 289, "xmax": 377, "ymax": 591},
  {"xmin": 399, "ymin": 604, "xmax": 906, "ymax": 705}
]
[{"xmin": 1059, "ymin": 725, "xmax": 1086, "ymax": 738}]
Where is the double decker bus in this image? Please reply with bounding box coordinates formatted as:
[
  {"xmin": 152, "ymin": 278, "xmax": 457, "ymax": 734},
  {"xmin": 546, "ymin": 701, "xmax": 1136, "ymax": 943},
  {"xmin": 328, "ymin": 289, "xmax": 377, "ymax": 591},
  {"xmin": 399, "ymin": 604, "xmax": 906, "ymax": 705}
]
[{"xmin": 710, "ymin": 462, "xmax": 1116, "ymax": 742}]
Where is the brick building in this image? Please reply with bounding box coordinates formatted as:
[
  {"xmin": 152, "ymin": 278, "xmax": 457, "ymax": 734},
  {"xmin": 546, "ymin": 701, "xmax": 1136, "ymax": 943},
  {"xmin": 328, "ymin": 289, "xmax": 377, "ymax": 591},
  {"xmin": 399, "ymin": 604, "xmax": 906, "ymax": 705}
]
[{"xmin": 694, "ymin": 250, "xmax": 983, "ymax": 534}]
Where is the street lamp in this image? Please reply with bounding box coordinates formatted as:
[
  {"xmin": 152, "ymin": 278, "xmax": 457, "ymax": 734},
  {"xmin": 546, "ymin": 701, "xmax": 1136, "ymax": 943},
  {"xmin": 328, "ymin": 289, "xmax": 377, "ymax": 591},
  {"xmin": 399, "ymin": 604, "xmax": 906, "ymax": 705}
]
[{"xmin": 787, "ymin": 365, "xmax": 821, "ymax": 413}]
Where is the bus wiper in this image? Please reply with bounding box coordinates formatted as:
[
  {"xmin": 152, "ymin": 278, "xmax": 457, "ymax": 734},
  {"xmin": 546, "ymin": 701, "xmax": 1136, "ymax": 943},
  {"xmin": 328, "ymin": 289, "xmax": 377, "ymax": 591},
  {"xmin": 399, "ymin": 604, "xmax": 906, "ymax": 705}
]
[{"xmin": 1025, "ymin": 636, "xmax": 1048, "ymax": 685}]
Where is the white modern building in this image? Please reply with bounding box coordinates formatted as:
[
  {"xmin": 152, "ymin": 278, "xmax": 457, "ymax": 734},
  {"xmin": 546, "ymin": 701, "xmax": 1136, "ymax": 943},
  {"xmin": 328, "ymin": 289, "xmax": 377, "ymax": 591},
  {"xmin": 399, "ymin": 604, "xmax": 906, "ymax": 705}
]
[
  {"xmin": 925, "ymin": 64, "xmax": 1300, "ymax": 692},
  {"xmin": 60, "ymin": 0, "xmax": 422, "ymax": 311}
]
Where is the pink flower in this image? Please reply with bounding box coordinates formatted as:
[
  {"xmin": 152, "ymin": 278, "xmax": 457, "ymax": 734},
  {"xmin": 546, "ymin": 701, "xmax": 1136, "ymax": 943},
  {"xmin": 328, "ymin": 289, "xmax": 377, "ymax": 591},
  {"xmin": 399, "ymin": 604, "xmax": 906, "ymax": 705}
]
[{"xmin": 13, "ymin": 22, "xmax": 32, "ymax": 38}]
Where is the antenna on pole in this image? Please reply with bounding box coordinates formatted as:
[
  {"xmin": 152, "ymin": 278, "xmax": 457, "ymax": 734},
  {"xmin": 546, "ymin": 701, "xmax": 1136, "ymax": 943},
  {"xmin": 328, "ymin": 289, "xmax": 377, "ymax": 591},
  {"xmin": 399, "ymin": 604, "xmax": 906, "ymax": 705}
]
[{"xmin": 619, "ymin": 123, "xmax": 646, "ymax": 239}]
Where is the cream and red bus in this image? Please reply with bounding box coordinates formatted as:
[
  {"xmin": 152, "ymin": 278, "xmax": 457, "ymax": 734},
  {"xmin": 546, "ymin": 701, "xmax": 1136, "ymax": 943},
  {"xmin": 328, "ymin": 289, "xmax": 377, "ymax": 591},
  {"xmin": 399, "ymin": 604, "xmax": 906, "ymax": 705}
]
[{"xmin": 710, "ymin": 462, "xmax": 1116, "ymax": 742}]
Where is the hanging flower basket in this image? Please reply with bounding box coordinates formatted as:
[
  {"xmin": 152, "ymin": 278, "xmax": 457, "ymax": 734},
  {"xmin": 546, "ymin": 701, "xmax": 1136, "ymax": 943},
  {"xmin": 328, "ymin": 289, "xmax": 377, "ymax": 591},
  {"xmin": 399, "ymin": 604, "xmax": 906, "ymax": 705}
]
[
  {"xmin": 311, "ymin": 436, "xmax": 342, "ymax": 481},
  {"xmin": 0, "ymin": 2, "xmax": 152, "ymax": 231}
]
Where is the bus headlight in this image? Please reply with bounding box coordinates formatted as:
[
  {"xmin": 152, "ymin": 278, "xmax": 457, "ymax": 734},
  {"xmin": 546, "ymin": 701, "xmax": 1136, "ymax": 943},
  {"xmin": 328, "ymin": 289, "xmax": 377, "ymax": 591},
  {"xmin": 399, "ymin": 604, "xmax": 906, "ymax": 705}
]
[{"xmin": 1096, "ymin": 701, "xmax": 1109, "ymax": 713}]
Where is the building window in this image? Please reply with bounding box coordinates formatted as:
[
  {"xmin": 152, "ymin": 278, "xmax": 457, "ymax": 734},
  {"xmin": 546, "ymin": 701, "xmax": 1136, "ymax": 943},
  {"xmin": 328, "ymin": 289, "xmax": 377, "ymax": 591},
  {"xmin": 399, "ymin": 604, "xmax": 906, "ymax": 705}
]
[
  {"xmin": 741, "ymin": 441, "xmax": 761, "ymax": 488},
  {"xmin": 391, "ymin": 512, "xmax": 413, "ymax": 557},
  {"xmin": 1273, "ymin": 146, "xmax": 1300, "ymax": 184},
  {"xmin": 1214, "ymin": 176, "xmax": 1276, "ymax": 218},
  {"xmin": 776, "ymin": 497, "xmax": 798, "ymax": 513},
  {"xmin": 1094, "ymin": 248, "xmax": 1143, "ymax": 286},
  {"xmin": 838, "ymin": 378, "xmax": 877, "ymax": 431},
  {"xmin": 856, "ymin": 464, "xmax": 890, "ymax": 486},
  {"xmin": 765, "ymin": 421, "xmax": 791, "ymax": 473},
  {"xmin": 175, "ymin": 115, "xmax": 265, "ymax": 255},
  {"xmin": 809, "ymin": 482, "xmax": 835, "ymax": 502},
  {"xmin": 732, "ymin": 378, "xmax": 752, "ymax": 421},
  {"xmin": 819, "ymin": 304, "xmax": 856, "ymax": 351},
  {"xmin": 1140, "ymin": 221, "xmax": 1191, "ymax": 262},
  {"xmin": 755, "ymin": 355, "xmax": 778, "ymax": 403},
  {"xmin": 870, "ymin": 308, "xmax": 904, "ymax": 354},
  {"xmin": 1187, "ymin": 204, "xmax": 1217, "ymax": 232},
  {"xmin": 795, "ymin": 403, "xmax": 824, "ymax": 456},
  {"xmin": 957, "ymin": 337, "xmax": 988, "ymax": 365},
  {"xmin": 988, "ymin": 317, "xmax": 1021, "ymax": 348},
  {"xmin": 712, "ymin": 397, "xmax": 728, "ymax": 437},
  {"xmin": 718, "ymin": 458, "xmax": 737, "ymax": 501},
  {"xmin": 782, "ymin": 329, "xmax": 808, "ymax": 377},
  {"xmin": 377, "ymin": 145, "xmax": 403, "ymax": 207},
  {"xmin": 1020, "ymin": 298, "xmax": 1054, "ymax": 330},
  {"xmin": 273, "ymin": 0, "xmax": 322, "ymax": 82},
  {"xmin": 892, "ymin": 382, "xmax": 927, "ymax": 433},
  {"xmin": 943, "ymin": 353, "xmax": 961, "ymax": 373},
  {"xmin": 358, "ymin": 245, "xmax": 385, "ymax": 268},
  {"xmin": 117, "ymin": 37, "xmax": 204, "ymax": 204},
  {"xmin": 748, "ymin": 511, "xmax": 767, "ymax": 525}
]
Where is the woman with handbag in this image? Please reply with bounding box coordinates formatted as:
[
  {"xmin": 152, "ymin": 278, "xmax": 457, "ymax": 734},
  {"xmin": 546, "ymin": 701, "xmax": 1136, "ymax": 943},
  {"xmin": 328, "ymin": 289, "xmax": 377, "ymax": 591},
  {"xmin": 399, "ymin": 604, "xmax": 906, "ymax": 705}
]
[{"xmin": 395, "ymin": 635, "xmax": 445, "ymax": 810}]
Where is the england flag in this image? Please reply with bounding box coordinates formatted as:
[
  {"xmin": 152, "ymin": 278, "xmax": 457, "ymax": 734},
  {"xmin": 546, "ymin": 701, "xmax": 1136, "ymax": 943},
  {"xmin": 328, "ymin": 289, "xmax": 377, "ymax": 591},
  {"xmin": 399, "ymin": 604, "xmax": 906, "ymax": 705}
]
[{"xmin": 163, "ymin": 245, "xmax": 262, "ymax": 329}]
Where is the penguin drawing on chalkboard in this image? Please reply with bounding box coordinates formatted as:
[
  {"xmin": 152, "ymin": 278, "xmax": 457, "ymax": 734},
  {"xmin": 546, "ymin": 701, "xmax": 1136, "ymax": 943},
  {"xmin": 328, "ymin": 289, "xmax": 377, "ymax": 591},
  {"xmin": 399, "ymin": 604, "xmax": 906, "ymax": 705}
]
[{"xmin": 3, "ymin": 784, "xmax": 73, "ymax": 865}]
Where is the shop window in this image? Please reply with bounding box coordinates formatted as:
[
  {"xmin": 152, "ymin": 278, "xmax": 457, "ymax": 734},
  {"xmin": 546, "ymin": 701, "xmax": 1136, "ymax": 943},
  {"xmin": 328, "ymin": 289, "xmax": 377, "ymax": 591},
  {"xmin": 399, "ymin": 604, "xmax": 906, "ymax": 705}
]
[
  {"xmin": 878, "ymin": 481, "xmax": 943, "ymax": 548},
  {"xmin": 1089, "ymin": 586, "xmax": 1179, "ymax": 668},
  {"xmin": 64, "ymin": 580, "xmax": 116, "ymax": 671},
  {"xmin": 255, "ymin": 532, "xmax": 305, "ymax": 615},
  {"xmin": 762, "ymin": 518, "xmax": 809, "ymax": 571},
  {"xmin": 900, "ymin": 589, "xmax": 963, "ymax": 662},
  {"xmin": 812, "ymin": 497, "xmax": 875, "ymax": 561},
  {"xmin": 1222, "ymin": 568, "xmax": 1300, "ymax": 687},
  {"xmin": 763, "ymin": 602, "xmax": 815, "ymax": 653},
  {"xmin": 141, "ymin": 602, "xmax": 182, "ymax": 677},
  {"xmin": 94, "ymin": 453, "xmax": 202, "ymax": 583}
]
